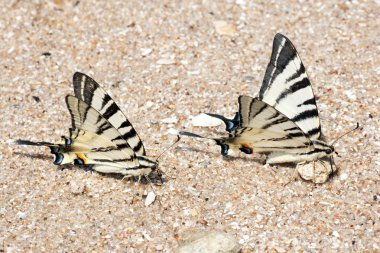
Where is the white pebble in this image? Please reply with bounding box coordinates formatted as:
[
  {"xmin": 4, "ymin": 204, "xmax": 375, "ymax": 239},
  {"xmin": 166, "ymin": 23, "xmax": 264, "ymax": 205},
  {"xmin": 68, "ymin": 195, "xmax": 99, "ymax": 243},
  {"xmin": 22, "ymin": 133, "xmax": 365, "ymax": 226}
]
[
  {"xmin": 140, "ymin": 48, "xmax": 152, "ymax": 56},
  {"xmin": 144, "ymin": 191, "xmax": 156, "ymax": 206},
  {"xmin": 157, "ymin": 58, "xmax": 175, "ymax": 65},
  {"xmin": 167, "ymin": 128, "xmax": 179, "ymax": 135},
  {"xmin": 161, "ymin": 116, "xmax": 178, "ymax": 124},
  {"xmin": 191, "ymin": 113, "xmax": 222, "ymax": 127},
  {"xmin": 146, "ymin": 101, "xmax": 154, "ymax": 108},
  {"xmin": 17, "ymin": 211, "xmax": 26, "ymax": 219},
  {"xmin": 339, "ymin": 173, "xmax": 348, "ymax": 180},
  {"xmin": 177, "ymin": 230, "xmax": 240, "ymax": 253}
]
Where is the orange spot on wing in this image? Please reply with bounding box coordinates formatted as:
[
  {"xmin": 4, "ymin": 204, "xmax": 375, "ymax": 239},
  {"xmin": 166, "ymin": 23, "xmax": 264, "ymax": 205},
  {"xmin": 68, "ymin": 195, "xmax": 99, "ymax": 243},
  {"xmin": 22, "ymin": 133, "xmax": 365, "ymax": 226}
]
[
  {"xmin": 242, "ymin": 143, "xmax": 254, "ymax": 152},
  {"xmin": 76, "ymin": 153, "xmax": 87, "ymax": 164}
]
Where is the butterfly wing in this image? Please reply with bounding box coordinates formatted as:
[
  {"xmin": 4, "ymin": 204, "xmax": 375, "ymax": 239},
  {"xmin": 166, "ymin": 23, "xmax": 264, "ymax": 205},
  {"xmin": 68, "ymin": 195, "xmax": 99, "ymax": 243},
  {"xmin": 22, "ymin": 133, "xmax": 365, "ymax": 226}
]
[
  {"xmin": 223, "ymin": 96, "xmax": 314, "ymax": 154},
  {"xmin": 65, "ymin": 95, "xmax": 141, "ymax": 171},
  {"xmin": 259, "ymin": 33, "xmax": 321, "ymax": 140},
  {"xmin": 72, "ymin": 72, "xmax": 146, "ymax": 156}
]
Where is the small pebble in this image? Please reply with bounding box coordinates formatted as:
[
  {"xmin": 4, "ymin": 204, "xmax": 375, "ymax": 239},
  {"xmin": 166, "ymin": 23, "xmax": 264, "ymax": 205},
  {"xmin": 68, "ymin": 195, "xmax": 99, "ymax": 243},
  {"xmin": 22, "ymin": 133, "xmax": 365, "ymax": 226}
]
[
  {"xmin": 213, "ymin": 21, "xmax": 237, "ymax": 36},
  {"xmin": 191, "ymin": 113, "xmax": 222, "ymax": 127},
  {"xmin": 161, "ymin": 116, "xmax": 178, "ymax": 124},
  {"xmin": 176, "ymin": 230, "xmax": 240, "ymax": 253},
  {"xmin": 140, "ymin": 48, "xmax": 152, "ymax": 56},
  {"xmin": 70, "ymin": 181, "xmax": 86, "ymax": 195},
  {"xmin": 157, "ymin": 58, "xmax": 175, "ymax": 65},
  {"xmin": 144, "ymin": 191, "xmax": 156, "ymax": 206}
]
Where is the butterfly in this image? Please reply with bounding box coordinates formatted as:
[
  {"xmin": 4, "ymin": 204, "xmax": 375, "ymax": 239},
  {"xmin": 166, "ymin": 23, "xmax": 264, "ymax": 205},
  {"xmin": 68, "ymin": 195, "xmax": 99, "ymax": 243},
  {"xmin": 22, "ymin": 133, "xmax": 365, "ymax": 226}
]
[
  {"xmin": 16, "ymin": 72, "xmax": 159, "ymax": 179},
  {"xmin": 181, "ymin": 33, "xmax": 358, "ymax": 182}
]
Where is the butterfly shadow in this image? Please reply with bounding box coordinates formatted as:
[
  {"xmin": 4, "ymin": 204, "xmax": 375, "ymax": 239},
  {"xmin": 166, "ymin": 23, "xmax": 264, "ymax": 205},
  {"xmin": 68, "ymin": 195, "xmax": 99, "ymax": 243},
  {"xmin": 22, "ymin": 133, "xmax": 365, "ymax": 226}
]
[
  {"xmin": 13, "ymin": 151, "xmax": 52, "ymax": 161},
  {"xmin": 13, "ymin": 151, "xmax": 165, "ymax": 185},
  {"xmin": 175, "ymin": 146, "xmax": 266, "ymax": 164}
]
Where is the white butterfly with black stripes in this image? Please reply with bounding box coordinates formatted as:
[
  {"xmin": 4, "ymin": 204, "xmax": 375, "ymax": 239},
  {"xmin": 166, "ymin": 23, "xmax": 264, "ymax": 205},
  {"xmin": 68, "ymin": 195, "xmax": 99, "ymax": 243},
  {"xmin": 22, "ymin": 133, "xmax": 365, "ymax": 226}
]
[
  {"xmin": 181, "ymin": 33, "xmax": 358, "ymax": 182},
  {"xmin": 16, "ymin": 72, "xmax": 157, "ymax": 178}
]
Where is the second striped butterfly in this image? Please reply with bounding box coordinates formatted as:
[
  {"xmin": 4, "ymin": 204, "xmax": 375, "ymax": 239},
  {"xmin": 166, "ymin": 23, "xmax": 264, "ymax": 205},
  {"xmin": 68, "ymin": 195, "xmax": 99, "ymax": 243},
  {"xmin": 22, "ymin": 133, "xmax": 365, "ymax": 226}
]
[
  {"xmin": 181, "ymin": 34, "xmax": 358, "ymax": 182},
  {"xmin": 16, "ymin": 72, "xmax": 159, "ymax": 179}
]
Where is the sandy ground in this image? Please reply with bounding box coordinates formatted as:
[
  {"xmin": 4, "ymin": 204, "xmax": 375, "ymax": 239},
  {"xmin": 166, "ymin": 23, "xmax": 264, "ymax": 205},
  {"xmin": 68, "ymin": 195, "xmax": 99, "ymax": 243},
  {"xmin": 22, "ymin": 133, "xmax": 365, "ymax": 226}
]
[{"xmin": 1, "ymin": 0, "xmax": 379, "ymax": 252}]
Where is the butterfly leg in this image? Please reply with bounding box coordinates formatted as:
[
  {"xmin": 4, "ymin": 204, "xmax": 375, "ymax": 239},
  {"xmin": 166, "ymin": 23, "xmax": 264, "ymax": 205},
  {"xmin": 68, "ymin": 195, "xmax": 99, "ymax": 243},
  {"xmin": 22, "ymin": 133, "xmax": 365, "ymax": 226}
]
[
  {"xmin": 284, "ymin": 164, "xmax": 303, "ymax": 186},
  {"xmin": 121, "ymin": 175, "xmax": 133, "ymax": 182},
  {"xmin": 328, "ymin": 156, "xmax": 339, "ymax": 177}
]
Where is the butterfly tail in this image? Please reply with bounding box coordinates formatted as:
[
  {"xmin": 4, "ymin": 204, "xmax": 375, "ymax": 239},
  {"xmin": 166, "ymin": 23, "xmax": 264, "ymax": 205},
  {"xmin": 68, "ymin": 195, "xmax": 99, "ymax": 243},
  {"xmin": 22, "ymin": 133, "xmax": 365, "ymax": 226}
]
[
  {"xmin": 15, "ymin": 139, "xmax": 56, "ymax": 147},
  {"xmin": 15, "ymin": 139, "xmax": 65, "ymax": 165},
  {"xmin": 205, "ymin": 112, "xmax": 240, "ymax": 132}
]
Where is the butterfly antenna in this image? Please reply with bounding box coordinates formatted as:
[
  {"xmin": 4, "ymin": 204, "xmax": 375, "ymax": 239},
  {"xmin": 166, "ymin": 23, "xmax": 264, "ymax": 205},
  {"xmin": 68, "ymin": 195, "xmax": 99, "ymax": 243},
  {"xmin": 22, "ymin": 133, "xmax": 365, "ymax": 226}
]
[
  {"xmin": 330, "ymin": 122, "xmax": 360, "ymax": 146},
  {"xmin": 156, "ymin": 135, "xmax": 181, "ymax": 161}
]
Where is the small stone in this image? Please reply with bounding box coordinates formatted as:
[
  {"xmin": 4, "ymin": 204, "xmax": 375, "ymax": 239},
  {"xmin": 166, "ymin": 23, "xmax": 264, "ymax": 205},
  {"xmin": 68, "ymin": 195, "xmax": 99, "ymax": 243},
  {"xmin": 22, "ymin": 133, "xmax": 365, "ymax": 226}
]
[
  {"xmin": 333, "ymin": 231, "xmax": 340, "ymax": 238},
  {"xmin": 191, "ymin": 113, "xmax": 222, "ymax": 127},
  {"xmin": 144, "ymin": 191, "xmax": 156, "ymax": 206},
  {"xmin": 140, "ymin": 48, "xmax": 152, "ymax": 56},
  {"xmin": 156, "ymin": 244, "xmax": 164, "ymax": 251},
  {"xmin": 70, "ymin": 181, "xmax": 85, "ymax": 195},
  {"xmin": 16, "ymin": 211, "xmax": 26, "ymax": 219},
  {"xmin": 142, "ymin": 231, "xmax": 152, "ymax": 241},
  {"xmin": 176, "ymin": 230, "xmax": 240, "ymax": 253},
  {"xmin": 161, "ymin": 116, "xmax": 178, "ymax": 124},
  {"xmin": 146, "ymin": 101, "xmax": 154, "ymax": 108},
  {"xmin": 297, "ymin": 160, "xmax": 336, "ymax": 184},
  {"xmin": 157, "ymin": 58, "xmax": 175, "ymax": 65},
  {"xmin": 339, "ymin": 173, "xmax": 348, "ymax": 180},
  {"xmin": 190, "ymin": 209, "xmax": 197, "ymax": 216},
  {"xmin": 213, "ymin": 21, "xmax": 237, "ymax": 36},
  {"xmin": 167, "ymin": 128, "xmax": 179, "ymax": 135}
]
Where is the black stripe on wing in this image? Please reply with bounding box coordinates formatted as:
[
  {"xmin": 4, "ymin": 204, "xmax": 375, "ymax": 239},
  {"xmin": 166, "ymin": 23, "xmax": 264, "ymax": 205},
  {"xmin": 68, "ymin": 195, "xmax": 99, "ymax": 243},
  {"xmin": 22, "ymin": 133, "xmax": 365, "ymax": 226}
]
[
  {"xmin": 291, "ymin": 109, "xmax": 319, "ymax": 122},
  {"xmin": 297, "ymin": 98, "xmax": 316, "ymax": 107},
  {"xmin": 260, "ymin": 34, "xmax": 298, "ymax": 97},
  {"xmin": 72, "ymin": 72, "xmax": 146, "ymax": 156},
  {"xmin": 275, "ymin": 76, "xmax": 311, "ymax": 104}
]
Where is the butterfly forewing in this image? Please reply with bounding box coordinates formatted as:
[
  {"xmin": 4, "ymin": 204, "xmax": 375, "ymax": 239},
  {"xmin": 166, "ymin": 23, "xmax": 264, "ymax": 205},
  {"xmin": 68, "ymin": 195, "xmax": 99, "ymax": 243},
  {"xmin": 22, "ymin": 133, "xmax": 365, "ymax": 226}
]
[
  {"xmin": 73, "ymin": 72, "xmax": 146, "ymax": 156},
  {"xmin": 66, "ymin": 95, "xmax": 140, "ymax": 170},
  {"xmin": 259, "ymin": 33, "xmax": 321, "ymax": 140}
]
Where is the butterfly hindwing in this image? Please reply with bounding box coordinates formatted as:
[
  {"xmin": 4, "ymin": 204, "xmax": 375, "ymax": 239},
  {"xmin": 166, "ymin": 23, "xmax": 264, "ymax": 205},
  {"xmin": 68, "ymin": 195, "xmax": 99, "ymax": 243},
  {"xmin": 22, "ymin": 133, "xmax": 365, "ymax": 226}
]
[
  {"xmin": 259, "ymin": 33, "xmax": 321, "ymax": 140},
  {"xmin": 72, "ymin": 72, "xmax": 146, "ymax": 156},
  {"xmin": 224, "ymin": 96, "xmax": 314, "ymax": 153}
]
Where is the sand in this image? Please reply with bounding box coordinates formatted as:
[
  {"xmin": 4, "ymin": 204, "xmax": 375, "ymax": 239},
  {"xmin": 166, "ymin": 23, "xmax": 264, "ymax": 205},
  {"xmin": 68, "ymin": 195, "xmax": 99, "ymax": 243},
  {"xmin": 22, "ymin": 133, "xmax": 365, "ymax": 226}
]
[{"xmin": 1, "ymin": 0, "xmax": 379, "ymax": 252}]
